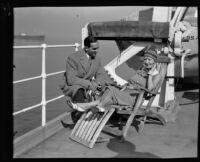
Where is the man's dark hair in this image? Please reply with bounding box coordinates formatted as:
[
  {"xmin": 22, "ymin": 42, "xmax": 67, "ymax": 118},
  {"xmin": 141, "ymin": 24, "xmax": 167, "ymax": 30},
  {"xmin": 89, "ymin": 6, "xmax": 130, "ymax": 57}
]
[{"xmin": 84, "ymin": 36, "xmax": 97, "ymax": 48}]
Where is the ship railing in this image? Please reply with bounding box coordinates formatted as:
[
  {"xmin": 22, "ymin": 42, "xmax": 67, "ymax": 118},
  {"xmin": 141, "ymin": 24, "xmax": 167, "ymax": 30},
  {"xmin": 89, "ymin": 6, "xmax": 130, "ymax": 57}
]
[{"xmin": 13, "ymin": 43, "xmax": 80, "ymax": 127}]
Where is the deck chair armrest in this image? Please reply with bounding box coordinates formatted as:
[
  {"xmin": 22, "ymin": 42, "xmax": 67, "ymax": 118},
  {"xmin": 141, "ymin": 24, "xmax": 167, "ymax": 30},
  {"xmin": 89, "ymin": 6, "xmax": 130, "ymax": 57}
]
[
  {"xmin": 139, "ymin": 86, "xmax": 159, "ymax": 95},
  {"xmin": 105, "ymin": 83, "xmax": 123, "ymax": 90}
]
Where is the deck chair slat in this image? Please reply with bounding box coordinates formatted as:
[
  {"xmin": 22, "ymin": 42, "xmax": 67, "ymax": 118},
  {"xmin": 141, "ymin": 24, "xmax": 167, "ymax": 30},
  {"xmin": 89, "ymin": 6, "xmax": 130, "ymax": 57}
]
[
  {"xmin": 81, "ymin": 113, "xmax": 98, "ymax": 140},
  {"xmin": 84, "ymin": 113, "xmax": 101, "ymax": 141},
  {"xmin": 78, "ymin": 112, "xmax": 94, "ymax": 138},
  {"xmin": 75, "ymin": 111, "xmax": 92, "ymax": 137},
  {"xmin": 89, "ymin": 108, "xmax": 115, "ymax": 148},
  {"xmin": 71, "ymin": 112, "xmax": 87, "ymax": 136},
  {"xmin": 75, "ymin": 120, "xmax": 86, "ymax": 137},
  {"xmin": 86, "ymin": 111, "xmax": 109, "ymax": 143}
]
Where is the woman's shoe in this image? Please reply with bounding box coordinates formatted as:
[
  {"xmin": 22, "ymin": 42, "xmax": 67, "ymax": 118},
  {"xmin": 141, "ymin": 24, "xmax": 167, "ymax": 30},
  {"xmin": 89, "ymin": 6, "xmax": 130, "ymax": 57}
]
[
  {"xmin": 96, "ymin": 105, "xmax": 105, "ymax": 112},
  {"xmin": 71, "ymin": 103, "xmax": 85, "ymax": 112},
  {"xmin": 66, "ymin": 99, "xmax": 85, "ymax": 112}
]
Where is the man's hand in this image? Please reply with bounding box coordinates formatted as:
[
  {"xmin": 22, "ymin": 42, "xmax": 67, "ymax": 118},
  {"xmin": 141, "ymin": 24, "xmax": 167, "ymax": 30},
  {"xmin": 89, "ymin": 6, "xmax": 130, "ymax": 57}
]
[
  {"xmin": 96, "ymin": 83, "xmax": 103, "ymax": 92},
  {"xmin": 89, "ymin": 81, "xmax": 99, "ymax": 92}
]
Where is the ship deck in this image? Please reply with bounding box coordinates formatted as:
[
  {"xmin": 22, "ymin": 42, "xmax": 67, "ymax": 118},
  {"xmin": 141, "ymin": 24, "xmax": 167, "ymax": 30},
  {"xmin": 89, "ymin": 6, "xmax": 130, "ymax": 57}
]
[{"xmin": 17, "ymin": 89, "xmax": 198, "ymax": 158}]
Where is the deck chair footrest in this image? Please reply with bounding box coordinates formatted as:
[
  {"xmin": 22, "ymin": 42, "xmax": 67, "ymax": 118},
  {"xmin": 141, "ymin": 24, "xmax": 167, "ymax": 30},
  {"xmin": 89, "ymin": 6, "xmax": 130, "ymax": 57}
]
[{"xmin": 70, "ymin": 108, "xmax": 115, "ymax": 148}]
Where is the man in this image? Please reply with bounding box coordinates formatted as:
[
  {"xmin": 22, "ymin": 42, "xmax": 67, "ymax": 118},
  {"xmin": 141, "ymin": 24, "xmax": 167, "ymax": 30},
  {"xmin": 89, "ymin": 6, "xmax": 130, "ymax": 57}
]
[{"xmin": 60, "ymin": 35, "xmax": 113, "ymax": 114}]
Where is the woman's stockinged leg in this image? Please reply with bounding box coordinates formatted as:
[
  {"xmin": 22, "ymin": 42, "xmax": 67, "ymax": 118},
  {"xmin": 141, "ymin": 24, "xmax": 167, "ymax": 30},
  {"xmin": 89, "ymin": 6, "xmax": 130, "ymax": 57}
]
[
  {"xmin": 76, "ymin": 89, "xmax": 114, "ymax": 108},
  {"xmin": 72, "ymin": 88, "xmax": 115, "ymax": 112},
  {"xmin": 76, "ymin": 100, "xmax": 100, "ymax": 109},
  {"xmin": 98, "ymin": 89, "xmax": 115, "ymax": 107}
]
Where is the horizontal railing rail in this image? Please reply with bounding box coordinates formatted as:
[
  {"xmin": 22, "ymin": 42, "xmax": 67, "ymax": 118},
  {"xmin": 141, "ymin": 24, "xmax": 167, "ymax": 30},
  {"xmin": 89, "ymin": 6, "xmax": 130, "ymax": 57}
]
[
  {"xmin": 13, "ymin": 43, "xmax": 80, "ymax": 127},
  {"xmin": 13, "ymin": 70, "xmax": 65, "ymax": 84}
]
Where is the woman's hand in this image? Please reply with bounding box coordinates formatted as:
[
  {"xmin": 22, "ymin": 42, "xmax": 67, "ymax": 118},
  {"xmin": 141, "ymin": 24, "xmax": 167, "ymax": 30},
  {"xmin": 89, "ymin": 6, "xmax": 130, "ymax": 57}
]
[
  {"xmin": 124, "ymin": 83, "xmax": 135, "ymax": 90},
  {"xmin": 148, "ymin": 64, "xmax": 158, "ymax": 75},
  {"xmin": 126, "ymin": 84, "xmax": 135, "ymax": 89}
]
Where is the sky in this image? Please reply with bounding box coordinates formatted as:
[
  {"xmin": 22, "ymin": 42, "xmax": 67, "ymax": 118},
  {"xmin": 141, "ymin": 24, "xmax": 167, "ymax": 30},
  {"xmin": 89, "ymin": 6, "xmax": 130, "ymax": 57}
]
[{"xmin": 14, "ymin": 6, "xmax": 152, "ymax": 44}]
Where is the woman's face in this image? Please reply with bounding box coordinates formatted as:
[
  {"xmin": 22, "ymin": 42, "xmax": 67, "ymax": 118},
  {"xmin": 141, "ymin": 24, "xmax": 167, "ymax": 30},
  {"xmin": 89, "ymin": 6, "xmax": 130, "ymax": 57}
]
[{"xmin": 143, "ymin": 56, "xmax": 155, "ymax": 69}]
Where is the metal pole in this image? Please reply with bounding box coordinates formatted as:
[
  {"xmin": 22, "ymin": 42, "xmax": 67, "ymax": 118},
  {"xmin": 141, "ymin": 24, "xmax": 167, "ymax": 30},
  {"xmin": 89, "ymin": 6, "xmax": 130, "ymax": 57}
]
[
  {"xmin": 165, "ymin": 55, "xmax": 175, "ymax": 104},
  {"xmin": 41, "ymin": 44, "xmax": 47, "ymax": 126},
  {"xmin": 74, "ymin": 43, "xmax": 80, "ymax": 51}
]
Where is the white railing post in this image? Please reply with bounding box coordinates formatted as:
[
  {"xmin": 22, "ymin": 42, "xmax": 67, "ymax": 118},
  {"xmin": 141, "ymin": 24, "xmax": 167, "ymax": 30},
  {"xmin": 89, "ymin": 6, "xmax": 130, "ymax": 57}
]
[
  {"xmin": 74, "ymin": 43, "xmax": 80, "ymax": 51},
  {"xmin": 41, "ymin": 43, "xmax": 47, "ymax": 126}
]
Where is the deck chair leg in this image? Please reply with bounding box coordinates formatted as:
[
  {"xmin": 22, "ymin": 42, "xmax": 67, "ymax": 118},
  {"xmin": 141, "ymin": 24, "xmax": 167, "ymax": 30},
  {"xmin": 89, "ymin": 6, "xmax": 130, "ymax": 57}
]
[
  {"xmin": 121, "ymin": 91, "xmax": 145, "ymax": 142},
  {"xmin": 96, "ymin": 136, "xmax": 110, "ymax": 143},
  {"xmin": 138, "ymin": 115, "xmax": 147, "ymax": 134},
  {"xmin": 120, "ymin": 105, "xmax": 140, "ymax": 142},
  {"xmin": 118, "ymin": 115, "xmax": 124, "ymax": 131}
]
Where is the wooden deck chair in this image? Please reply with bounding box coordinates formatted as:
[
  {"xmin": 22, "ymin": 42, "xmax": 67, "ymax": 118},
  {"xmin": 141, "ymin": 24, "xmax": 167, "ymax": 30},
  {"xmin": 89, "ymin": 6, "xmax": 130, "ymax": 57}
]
[
  {"xmin": 120, "ymin": 61, "xmax": 169, "ymax": 141},
  {"xmin": 70, "ymin": 57, "xmax": 170, "ymax": 148}
]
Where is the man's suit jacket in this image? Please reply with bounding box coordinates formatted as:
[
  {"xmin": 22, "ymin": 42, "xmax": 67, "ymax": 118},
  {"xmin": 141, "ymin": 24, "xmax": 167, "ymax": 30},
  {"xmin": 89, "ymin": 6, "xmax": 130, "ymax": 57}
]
[{"xmin": 60, "ymin": 49, "xmax": 112, "ymax": 98}]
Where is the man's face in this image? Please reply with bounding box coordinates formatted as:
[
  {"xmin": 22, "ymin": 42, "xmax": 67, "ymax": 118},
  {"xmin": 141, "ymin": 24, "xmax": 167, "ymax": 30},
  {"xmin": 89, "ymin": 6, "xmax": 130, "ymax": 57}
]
[
  {"xmin": 86, "ymin": 42, "xmax": 99, "ymax": 59},
  {"xmin": 143, "ymin": 56, "xmax": 155, "ymax": 69}
]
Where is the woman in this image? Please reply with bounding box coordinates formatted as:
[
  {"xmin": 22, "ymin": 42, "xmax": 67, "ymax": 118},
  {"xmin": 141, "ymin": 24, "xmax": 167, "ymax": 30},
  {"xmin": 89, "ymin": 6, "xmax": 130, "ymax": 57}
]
[{"xmin": 68, "ymin": 47, "xmax": 162, "ymax": 112}]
